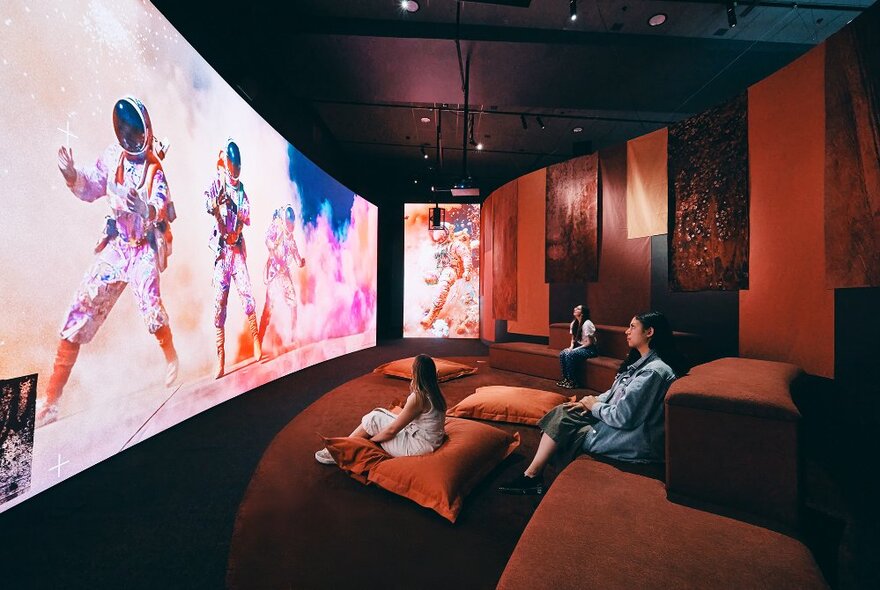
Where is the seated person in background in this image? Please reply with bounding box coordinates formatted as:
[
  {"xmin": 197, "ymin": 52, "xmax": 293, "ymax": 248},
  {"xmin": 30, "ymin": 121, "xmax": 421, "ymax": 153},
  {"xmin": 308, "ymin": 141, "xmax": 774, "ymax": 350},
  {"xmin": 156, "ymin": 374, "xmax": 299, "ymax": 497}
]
[
  {"xmin": 315, "ymin": 354, "xmax": 448, "ymax": 464},
  {"xmin": 557, "ymin": 304, "xmax": 598, "ymax": 389},
  {"xmin": 499, "ymin": 311, "xmax": 687, "ymax": 495}
]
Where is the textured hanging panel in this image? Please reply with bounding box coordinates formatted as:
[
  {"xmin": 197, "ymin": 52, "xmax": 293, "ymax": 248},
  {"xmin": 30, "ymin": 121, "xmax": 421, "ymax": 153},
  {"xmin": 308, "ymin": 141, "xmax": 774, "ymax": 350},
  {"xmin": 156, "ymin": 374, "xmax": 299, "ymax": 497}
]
[
  {"xmin": 492, "ymin": 180, "xmax": 518, "ymax": 320},
  {"xmin": 626, "ymin": 128, "xmax": 669, "ymax": 239},
  {"xmin": 668, "ymin": 92, "xmax": 750, "ymax": 291},
  {"xmin": 825, "ymin": 8, "xmax": 880, "ymax": 288},
  {"xmin": 545, "ymin": 153, "xmax": 599, "ymax": 283}
]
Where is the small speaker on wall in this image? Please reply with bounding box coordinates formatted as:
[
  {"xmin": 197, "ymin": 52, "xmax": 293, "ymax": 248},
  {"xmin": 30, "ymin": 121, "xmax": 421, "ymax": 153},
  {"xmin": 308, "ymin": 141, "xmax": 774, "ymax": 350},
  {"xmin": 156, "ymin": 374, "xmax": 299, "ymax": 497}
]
[{"xmin": 573, "ymin": 141, "xmax": 594, "ymax": 156}]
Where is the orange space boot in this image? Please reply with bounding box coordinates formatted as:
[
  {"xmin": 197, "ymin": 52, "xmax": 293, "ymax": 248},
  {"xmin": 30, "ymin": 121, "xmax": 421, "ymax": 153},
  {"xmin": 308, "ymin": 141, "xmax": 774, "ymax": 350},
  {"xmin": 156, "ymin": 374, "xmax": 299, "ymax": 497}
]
[
  {"xmin": 36, "ymin": 339, "xmax": 81, "ymax": 426},
  {"xmin": 247, "ymin": 313, "xmax": 262, "ymax": 361}
]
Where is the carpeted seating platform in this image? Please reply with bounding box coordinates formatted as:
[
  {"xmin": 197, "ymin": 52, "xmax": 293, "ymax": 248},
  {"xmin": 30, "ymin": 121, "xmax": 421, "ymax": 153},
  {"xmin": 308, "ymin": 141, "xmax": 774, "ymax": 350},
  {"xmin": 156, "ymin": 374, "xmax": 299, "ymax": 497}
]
[
  {"xmin": 226, "ymin": 357, "xmax": 572, "ymax": 590},
  {"xmin": 490, "ymin": 324, "xmax": 702, "ymax": 392},
  {"xmin": 497, "ymin": 458, "xmax": 828, "ymax": 590},
  {"xmin": 666, "ymin": 357, "xmax": 804, "ymax": 527}
]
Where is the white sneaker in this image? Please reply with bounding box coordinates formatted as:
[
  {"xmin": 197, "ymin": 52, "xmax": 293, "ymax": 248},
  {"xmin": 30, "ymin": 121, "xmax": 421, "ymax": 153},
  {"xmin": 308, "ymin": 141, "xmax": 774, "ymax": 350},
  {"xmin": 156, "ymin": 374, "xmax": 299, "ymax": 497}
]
[{"xmin": 315, "ymin": 448, "xmax": 336, "ymax": 465}]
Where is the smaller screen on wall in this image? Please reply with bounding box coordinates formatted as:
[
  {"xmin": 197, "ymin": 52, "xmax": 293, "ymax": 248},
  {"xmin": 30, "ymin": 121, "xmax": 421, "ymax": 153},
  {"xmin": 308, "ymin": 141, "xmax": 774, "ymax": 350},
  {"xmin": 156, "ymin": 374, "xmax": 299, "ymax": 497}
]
[{"xmin": 403, "ymin": 204, "xmax": 481, "ymax": 338}]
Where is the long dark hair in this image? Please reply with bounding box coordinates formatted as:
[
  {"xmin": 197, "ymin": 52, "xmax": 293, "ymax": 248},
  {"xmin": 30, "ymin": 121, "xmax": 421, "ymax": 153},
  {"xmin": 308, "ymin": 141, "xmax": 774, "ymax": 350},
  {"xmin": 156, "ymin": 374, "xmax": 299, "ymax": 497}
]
[
  {"xmin": 619, "ymin": 311, "xmax": 688, "ymax": 377},
  {"xmin": 411, "ymin": 354, "xmax": 447, "ymax": 412},
  {"xmin": 571, "ymin": 304, "xmax": 590, "ymax": 343}
]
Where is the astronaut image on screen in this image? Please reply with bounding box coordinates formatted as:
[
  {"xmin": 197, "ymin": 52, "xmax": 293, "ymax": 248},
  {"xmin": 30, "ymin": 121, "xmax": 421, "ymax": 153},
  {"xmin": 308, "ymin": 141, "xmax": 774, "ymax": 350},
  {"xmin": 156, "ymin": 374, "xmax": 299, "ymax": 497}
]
[
  {"xmin": 420, "ymin": 221, "xmax": 477, "ymax": 335},
  {"xmin": 205, "ymin": 139, "xmax": 263, "ymax": 379},
  {"xmin": 259, "ymin": 205, "xmax": 307, "ymax": 355},
  {"xmin": 36, "ymin": 97, "xmax": 179, "ymax": 427}
]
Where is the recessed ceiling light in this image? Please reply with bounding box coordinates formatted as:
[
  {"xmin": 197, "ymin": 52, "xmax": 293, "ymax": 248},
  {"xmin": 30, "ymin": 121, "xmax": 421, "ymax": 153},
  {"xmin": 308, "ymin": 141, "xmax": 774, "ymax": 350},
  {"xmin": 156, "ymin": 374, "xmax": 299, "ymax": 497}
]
[
  {"xmin": 648, "ymin": 13, "xmax": 667, "ymax": 27},
  {"xmin": 401, "ymin": 1, "xmax": 419, "ymax": 13},
  {"xmin": 420, "ymin": 116, "xmax": 431, "ymax": 123},
  {"xmin": 572, "ymin": 126, "xmax": 584, "ymax": 133}
]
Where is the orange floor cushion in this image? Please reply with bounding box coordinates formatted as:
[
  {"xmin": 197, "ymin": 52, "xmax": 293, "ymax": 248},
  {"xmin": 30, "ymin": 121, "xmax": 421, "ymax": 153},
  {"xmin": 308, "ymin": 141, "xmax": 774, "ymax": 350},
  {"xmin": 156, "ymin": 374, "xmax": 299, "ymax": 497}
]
[
  {"xmin": 324, "ymin": 418, "xmax": 520, "ymax": 523},
  {"xmin": 447, "ymin": 385, "xmax": 574, "ymax": 425},
  {"xmin": 372, "ymin": 356, "xmax": 478, "ymax": 382}
]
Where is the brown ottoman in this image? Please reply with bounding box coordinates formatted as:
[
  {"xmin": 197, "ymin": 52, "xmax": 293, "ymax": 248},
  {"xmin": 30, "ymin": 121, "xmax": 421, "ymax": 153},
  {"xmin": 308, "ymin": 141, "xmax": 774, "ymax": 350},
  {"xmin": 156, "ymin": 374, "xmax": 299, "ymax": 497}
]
[
  {"xmin": 497, "ymin": 458, "xmax": 826, "ymax": 590},
  {"xmin": 666, "ymin": 357, "xmax": 803, "ymax": 527}
]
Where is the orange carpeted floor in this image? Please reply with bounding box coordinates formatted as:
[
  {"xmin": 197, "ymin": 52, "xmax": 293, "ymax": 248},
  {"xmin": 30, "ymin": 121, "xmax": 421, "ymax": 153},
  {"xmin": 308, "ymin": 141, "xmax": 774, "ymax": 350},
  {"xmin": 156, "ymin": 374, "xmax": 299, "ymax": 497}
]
[{"xmin": 226, "ymin": 357, "xmax": 581, "ymax": 589}]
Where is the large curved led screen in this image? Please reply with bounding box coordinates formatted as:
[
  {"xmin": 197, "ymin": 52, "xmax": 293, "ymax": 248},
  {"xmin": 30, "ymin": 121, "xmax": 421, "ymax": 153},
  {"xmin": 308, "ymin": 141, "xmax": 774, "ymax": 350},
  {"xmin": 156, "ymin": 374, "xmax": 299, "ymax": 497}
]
[
  {"xmin": 403, "ymin": 204, "xmax": 480, "ymax": 338},
  {"xmin": 0, "ymin": 0, "xmax": 378, "ymax": 512}
]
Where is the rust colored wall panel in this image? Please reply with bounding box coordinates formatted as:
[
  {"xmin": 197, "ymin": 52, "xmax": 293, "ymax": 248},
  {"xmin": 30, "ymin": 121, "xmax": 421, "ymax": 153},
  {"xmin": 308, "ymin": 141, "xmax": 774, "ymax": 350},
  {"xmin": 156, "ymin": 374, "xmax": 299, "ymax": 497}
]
[
  {"xmin": 741, "ymin": 46, "xmax": 834, "ymax": 378},
  {"xmin": 492, "ymin": 181, "xmax": 518, "ymax": 320},
  {"xmin": 508, "ymin": 169, "xmax": 549, "ymax": 337},
  {"xmin": 588, "ymin": 144, "xmax": 651, "ymax": 327},
  {"xmin": 668, "ymin": 93, "xmax": 750, "ymax": 291},
  {"xmin": 545, "ymin": 154, "xmax": 600, "ymax": 283},
  {"xmin": 480, "ymin": 194, "xmax": 495, "ymax": 342},
  {"xmin": 825, "ymin": 9, "xmax": 880, "ymax": 288}
]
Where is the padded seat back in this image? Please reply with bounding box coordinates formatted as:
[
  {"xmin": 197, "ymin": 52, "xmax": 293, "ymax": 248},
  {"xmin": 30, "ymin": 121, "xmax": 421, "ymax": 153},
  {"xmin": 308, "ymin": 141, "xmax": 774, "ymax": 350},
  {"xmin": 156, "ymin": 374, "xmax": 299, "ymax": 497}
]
[{"xmin": 666, "ymin": 357, "xmax": 803, "ymax": 526}]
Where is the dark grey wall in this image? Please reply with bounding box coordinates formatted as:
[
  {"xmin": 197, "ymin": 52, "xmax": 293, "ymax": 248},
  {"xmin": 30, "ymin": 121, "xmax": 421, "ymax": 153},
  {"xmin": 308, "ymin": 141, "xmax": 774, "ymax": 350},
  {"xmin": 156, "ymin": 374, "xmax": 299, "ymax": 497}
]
[{"xmin": 650, "ymin": 235, "xmax": 739, "ymax": 362}]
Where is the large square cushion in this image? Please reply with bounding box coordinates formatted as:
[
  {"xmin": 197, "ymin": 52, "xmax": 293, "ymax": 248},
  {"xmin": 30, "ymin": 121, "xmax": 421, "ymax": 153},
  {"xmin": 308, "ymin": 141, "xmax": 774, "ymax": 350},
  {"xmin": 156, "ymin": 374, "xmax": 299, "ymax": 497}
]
[
  {"xmin": 446, "ymin": 385, "xmax": 574, "ymax": 425},
  {"xmin": 325, "ymin": 417, "xmax": 519, "ymax": 523},
  {"xmin": 372, "ymin": 356, "xmax": 477, "ymax": 382}
]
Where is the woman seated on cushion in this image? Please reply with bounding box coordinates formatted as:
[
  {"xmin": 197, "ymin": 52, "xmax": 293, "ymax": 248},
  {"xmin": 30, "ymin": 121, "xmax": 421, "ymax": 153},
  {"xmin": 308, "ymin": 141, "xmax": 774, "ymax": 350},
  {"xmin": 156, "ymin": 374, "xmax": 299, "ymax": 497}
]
[
  {"xmin": 315, "ymin": 354, "xmax": 447, "ymax": 464},
  {"xmin": 499, "ymin": 311, "xmax": 687, "ymax": 495},
  {"xmin": 557, "ymin": 303, "xmax": 598, "ymax": 389}
]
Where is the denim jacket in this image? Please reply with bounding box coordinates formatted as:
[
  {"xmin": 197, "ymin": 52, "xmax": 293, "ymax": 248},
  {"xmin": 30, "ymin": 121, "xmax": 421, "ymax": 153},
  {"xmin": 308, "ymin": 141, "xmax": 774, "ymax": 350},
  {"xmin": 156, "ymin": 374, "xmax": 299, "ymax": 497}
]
[{"xmin": 582, "ymin": 350, "xmax": 677, "ymax": 463}]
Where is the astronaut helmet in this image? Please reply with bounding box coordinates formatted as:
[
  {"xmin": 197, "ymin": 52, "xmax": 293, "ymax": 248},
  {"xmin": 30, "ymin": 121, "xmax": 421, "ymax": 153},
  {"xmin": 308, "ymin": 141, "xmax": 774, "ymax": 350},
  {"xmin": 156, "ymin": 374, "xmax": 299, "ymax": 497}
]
[
  {"xmin": 113, "ymin": 96, "xmax": 152, "ymax": 156},
  {"xmin": 429, "ymin": 222, "xmax": 455, "ymax": 244},
  {"xmin": 283, "ymin": 205, "xmax": 296, "ymax": 227},
  {"xmin": 224, "ymin": 138, "xmax": 242, "ymax": 185}
]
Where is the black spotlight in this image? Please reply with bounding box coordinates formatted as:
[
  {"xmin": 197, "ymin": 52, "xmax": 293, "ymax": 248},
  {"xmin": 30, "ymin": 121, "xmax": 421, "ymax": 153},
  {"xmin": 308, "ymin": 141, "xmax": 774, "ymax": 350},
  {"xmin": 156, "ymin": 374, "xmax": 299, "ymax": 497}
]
[
  {"xmin": 536, "ymin": 116, "xmax": 545, "ymax": 129},
  {"xmin": 570, "ymin": 0, "xmax": 577, "ymax": 22},
  {"xmin": 520, "ymin": 114, "xmax": 528, "ymax": 130},
  {"xmin": 726, "ymin": 1, "xmax": 737, "ymax": 28}
]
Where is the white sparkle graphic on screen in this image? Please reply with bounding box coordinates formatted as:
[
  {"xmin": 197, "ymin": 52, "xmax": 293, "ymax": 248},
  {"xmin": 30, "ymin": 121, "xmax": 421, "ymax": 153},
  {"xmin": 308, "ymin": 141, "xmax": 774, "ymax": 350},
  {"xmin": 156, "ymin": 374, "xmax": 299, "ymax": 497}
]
[{"xmin": 57, "ymin": 113, "xmax": 78, "ymax": 149}]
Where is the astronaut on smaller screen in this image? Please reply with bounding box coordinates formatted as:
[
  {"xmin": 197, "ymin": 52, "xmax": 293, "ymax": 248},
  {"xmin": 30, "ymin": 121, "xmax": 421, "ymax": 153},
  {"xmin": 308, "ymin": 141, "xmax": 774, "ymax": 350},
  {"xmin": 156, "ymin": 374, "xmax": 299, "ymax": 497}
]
[
  {"xmin": 206, "ymin": 138, "xmax": 262, "ymax": 379},
  {"xmin": 37, "ymin": 97, "xmax": 179, "ymax": 426},
  {"xmin": 259, "ymin": 205, "xmax": 306, "ymax": 349},
  {"xmin": 421, "ymin": 222, "xmax": 474, "ymax": 329}
]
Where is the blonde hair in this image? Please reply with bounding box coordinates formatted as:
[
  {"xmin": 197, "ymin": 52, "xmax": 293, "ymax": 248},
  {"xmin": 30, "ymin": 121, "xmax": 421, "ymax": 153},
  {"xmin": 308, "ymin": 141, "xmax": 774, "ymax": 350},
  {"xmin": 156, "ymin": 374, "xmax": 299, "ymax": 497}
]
[{"xmin": 410, "ymin": 354, "xmax": 447, "ymax": 412}]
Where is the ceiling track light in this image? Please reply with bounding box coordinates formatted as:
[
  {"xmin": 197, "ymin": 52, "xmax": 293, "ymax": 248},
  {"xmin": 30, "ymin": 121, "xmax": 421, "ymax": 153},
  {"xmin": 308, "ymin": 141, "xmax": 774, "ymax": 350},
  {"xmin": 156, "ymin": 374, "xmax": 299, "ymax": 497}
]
[
  {"xmin": 520, "ymin": 114, "xmax": 528, "ymax": 130},
  {"xmin": 726, "ymin": 1, "xmax": 737, "ymax": 28},
  {"xmin": 570, "ymin": 0, "xmax": 577, "ymax": 22},
  {"xmin": 536, "ymin": 116, "xmax": 545, "ymax": 129},
  {"xmin": 420, "ymin": 145, "xmax": 428, "ymax": 159}
]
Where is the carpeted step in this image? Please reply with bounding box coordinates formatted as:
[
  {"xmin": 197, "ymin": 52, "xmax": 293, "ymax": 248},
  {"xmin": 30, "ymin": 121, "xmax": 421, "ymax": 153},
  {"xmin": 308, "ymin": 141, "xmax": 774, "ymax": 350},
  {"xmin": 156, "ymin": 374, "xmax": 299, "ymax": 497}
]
[
  {"xmin": 497, "ymin": 458, "xmax": 828, "ymax": 590},
  {"xmin": 488, "ymin": 342, "xmax": 619, "ymax": 392},
  {"xmin": 489, "ymin": 342, "xmax": 560, "ymax": 381}
]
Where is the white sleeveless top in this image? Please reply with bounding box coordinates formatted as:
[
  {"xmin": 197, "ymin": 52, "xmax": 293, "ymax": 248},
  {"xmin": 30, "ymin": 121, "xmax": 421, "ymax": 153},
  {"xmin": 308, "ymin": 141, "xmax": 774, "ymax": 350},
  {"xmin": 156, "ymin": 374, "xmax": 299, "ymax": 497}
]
[{"xmin": 406, "ymin": 392, "xmax": 447, "ymax": 450}]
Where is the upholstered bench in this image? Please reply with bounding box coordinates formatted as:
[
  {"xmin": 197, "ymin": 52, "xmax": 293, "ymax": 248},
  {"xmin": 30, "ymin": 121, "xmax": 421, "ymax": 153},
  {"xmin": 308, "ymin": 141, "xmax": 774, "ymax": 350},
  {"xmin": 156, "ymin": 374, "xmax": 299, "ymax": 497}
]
[
  {"xmin": 492, "ymin": 324, "xmax": 701, "ymax": 392},
  {"xmin": 665, "ymin": 357, "xmax": 803, "ymax": 527},
  {"xmin": 488, "ymin": 342, "xmax": 562, "ymax": 381},
  {"xmin": 496, "ymin": 458, "xmax": 827, "ymax": 590}
]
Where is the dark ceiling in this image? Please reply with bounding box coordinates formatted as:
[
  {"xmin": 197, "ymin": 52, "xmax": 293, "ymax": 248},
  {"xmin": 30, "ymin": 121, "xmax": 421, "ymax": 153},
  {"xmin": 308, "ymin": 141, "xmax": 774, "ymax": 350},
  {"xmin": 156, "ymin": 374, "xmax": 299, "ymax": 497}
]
[{"xmin": 151, "ymin": 0, "xmax": 875, "ymax": 206}]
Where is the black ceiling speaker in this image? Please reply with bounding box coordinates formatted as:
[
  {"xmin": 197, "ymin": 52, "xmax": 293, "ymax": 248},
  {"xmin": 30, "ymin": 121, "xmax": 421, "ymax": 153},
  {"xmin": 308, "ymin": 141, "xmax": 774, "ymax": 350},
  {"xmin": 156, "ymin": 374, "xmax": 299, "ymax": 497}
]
[{"xmin": 428, "ymin": 205, "xmax": 446, "ymax": 230}]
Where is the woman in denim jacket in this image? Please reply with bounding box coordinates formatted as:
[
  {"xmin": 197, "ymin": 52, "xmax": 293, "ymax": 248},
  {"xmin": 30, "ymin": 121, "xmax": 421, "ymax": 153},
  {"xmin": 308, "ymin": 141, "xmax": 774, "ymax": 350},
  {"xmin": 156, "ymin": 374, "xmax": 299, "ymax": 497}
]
[{"xmin": 499, "ymin": 311, "xmax": 688, "ymax": 495}]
